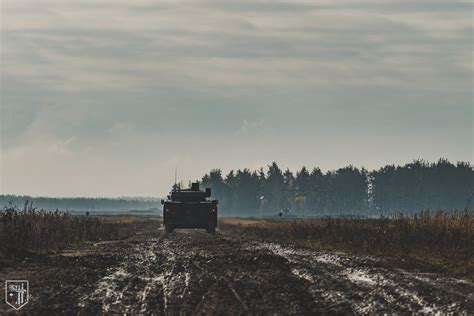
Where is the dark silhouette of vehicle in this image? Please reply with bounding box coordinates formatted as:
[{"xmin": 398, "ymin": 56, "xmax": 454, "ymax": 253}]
[{"xmin": 161, "ymin": 182, "xmax": 218, "ymax": 234}]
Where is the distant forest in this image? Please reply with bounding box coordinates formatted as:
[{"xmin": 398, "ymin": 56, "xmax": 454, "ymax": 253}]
[
  {"xmin": 2, "ymin": 159, "xmax": 471, "ymax": 216},
  {"xmin": 200, "ymin": 159, "xmax": 473, "ymax": 216},
  {"xmin": 0, "ymin": 196, "xmax": 160, "ymax": 213}
]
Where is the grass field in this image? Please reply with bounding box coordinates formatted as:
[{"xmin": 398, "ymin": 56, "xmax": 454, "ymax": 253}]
[
  {"xmin": 2, "ymin": 202, "xmax": 472, "ymax": 280},
  {"xmin": 220, "ymin": 210, "xmax": 474, "ymax": 280},
  {"xmin": 0, "ymin": 202, "xmax": 160, "ymax": 257}
]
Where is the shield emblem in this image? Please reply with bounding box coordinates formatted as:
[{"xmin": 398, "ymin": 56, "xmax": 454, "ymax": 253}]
[{"xmin": 5, "ymin": 280, "xmax": 29, "ymax": 310}]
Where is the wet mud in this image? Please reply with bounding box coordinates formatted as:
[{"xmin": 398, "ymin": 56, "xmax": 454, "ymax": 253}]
[{"xmin": 1, "ymin": 228, "xmax": 473, "ymax": 314}]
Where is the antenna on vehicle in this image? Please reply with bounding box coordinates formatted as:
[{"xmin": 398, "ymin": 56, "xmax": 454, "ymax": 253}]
[{"xmin": 174, "ymin": 166, "xmax": 178, "ymax": 190}]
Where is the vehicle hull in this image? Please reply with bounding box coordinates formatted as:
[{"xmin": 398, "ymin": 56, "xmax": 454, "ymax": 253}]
[{"xmin": 163, "ymin": 201, "xmax": 217, "ymax": 231}]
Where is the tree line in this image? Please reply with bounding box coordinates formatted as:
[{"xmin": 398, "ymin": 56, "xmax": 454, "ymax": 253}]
[{"xmin": 200, "ymin": 159, "xmax": 473, "ymax": 216}]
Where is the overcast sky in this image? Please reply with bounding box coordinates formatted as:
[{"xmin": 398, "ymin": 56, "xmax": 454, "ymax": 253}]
[{"xmin": 1, "ymin": 0, "xmax": 472, "ymax": 197}]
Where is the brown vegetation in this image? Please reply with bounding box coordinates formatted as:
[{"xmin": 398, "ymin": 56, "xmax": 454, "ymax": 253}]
[
  {"xmin": 220, "ymin": 210, "xmax": 474, "ymax": 279},
  {"xmin": 0, "ymin": 202, "xmax": 160, "ymax": 257}
]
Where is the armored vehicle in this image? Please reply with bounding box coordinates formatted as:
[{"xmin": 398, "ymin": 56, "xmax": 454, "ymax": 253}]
[{"xmin": 161, "ymin": 182, "xmax": 218, "ymax": 234}]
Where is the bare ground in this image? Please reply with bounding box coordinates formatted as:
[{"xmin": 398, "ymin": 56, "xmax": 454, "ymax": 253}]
[{"xmin": 1, "ymin": 226, "xmax": 473, "ymax": 314}]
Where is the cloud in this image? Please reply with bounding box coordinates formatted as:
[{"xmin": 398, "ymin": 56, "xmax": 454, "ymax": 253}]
[
  {"xmin": 47, "ymin": 136, "xmax": 76, "ymax": 154},
  {"xmin": 2, "ymin": 0, "xmax": 471, "ymax": 92},
  {"xmin": 108, "ymin": 121, "xmax": 134, "ymax": 135},
  {"xmin": 1, "ymin": 0, "xmax": 471, "ymax": 196},
  {"xmin": 235, "ymin": 119, "xmax": 265, "ymax": 136}
]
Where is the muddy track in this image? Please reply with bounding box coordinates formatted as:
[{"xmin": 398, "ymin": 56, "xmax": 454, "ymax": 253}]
[{"xmin": 1, "ymin": 229, "xmax": 473, "ymax": 314}]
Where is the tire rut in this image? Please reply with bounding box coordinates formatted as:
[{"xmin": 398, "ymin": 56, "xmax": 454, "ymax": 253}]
[
  {"xmin": 244, "ymin": 239, "xmax": 474, "ymax": 313},
  {"xmin": 24, "ymin": 228, "xmax": 471, "ymax": 315}
]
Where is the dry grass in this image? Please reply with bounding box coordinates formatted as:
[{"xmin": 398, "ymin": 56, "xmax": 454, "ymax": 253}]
[
  {"xmin": 0, "ymin": 202, "xmax": 160, "ymax": 257},
  {"xmin": 220, "ymin": 210, "xmax": 474, "ymax": 279},
  {"xmin": 220, "ymin": 218, "xmax": 266, "ymax": 226},
  {"xmin": 100, "ymin": 215, "xmax": 161, "ymax": 225}
]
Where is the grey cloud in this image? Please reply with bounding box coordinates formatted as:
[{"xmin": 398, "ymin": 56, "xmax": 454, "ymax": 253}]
[{"xmin": 1, "ymin": 0, "xmax": 471, "ymax": 196}]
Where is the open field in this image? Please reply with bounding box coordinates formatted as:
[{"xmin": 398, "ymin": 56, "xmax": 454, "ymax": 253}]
[
  {"xmin": 221, "ymin": 210, "xmax": 474, "ymax": 281},
  {"xmin": 0, "ymin": 203, "xmax": 160, "ymax": 257},
  {"xmin": 1, "ymin": 212, "xmax": 473, "ymax": 314}
]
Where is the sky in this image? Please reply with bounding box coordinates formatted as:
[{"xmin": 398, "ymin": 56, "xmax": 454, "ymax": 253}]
[{"xmin": 0, "ymin": 0, "xmax": 472, "ymax": 197}]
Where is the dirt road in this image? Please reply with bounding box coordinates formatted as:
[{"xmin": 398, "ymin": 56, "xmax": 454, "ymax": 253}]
[{"xmin": 1, "ymin": 228, "xmax": 473, "ymax": 314}]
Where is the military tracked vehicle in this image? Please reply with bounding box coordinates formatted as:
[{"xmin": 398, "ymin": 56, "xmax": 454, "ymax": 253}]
[{"xmin": 161, "ymin": 182, "xmax": 218, "ymax": 234}]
